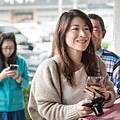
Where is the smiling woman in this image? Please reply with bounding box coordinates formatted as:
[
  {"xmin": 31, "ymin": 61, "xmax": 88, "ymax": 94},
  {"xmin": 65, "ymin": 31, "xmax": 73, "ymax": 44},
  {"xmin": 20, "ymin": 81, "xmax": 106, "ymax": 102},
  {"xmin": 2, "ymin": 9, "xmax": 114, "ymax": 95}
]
[
  {"xmin": 65, "ymin": 17, "xmax": 91, "ymax": 52},
  {"xmin": 28, "ymin": 9, "xmax": 115, "ymax": 120}
]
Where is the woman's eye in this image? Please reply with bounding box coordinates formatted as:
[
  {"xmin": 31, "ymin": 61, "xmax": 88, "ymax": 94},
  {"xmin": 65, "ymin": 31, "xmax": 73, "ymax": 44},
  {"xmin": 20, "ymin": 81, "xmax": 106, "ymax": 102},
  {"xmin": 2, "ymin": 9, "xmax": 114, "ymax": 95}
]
[
  {"xmin": 85, "ymin": 27, "xmax": 89, "ymax": 30},
  {"xmin": 72, "ymin": 27, "xmax": 78, "ymax": 30}
]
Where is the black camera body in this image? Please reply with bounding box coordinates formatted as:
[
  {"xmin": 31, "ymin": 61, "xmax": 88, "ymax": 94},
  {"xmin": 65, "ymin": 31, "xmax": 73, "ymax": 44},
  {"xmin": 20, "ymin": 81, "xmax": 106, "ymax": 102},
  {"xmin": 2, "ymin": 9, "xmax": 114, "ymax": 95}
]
[{"xmin": 83, "ymin": 95, "xmax": 105, "ymax": 116}]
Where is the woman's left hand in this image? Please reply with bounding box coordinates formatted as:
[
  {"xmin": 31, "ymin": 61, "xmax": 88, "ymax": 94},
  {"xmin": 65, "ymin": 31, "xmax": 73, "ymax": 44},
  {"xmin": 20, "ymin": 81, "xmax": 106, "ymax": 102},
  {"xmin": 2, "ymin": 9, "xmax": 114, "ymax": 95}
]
[
  {"xmin": 12, "ymin": 71, "xmax": 22, "ymax": 84},
  {"xmin": 12, "ymin": 71, "xmax": 19, "ymax": 80},
  {"xmin": 84, "ymin": 83, "xmax": 110, "ymax": 100}
]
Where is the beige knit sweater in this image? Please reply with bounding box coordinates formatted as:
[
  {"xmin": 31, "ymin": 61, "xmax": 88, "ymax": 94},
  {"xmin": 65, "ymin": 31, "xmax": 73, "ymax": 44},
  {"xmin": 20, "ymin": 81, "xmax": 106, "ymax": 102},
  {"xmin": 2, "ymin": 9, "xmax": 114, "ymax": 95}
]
[{"xmin": 28, "ymin": 55, "xmax": 116, "ymax": 120}]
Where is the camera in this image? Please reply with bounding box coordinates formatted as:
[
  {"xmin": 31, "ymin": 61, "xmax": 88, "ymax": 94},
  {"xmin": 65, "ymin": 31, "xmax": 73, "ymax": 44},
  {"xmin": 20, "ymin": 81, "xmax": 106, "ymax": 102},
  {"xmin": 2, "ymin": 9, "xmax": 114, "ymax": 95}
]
[{"xmin": 83, "ymin": 92, "xmax": 105, "ymax": 116}]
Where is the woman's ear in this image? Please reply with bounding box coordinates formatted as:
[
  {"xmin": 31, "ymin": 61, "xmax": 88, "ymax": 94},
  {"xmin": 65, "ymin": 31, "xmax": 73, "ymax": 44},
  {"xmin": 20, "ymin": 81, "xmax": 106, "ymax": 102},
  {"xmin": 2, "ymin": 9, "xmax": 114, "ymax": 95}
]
[{"xmin": 102, "ymin": 30, "xmax": 106, "ymax": 38}]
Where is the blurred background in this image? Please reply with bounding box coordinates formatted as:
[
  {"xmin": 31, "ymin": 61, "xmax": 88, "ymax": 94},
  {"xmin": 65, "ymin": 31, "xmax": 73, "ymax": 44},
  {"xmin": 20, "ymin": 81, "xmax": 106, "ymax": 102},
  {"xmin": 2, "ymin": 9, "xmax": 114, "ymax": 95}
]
[{"xmin": 0, "ymin": 0, "xmax": 114, "ymax": 80}]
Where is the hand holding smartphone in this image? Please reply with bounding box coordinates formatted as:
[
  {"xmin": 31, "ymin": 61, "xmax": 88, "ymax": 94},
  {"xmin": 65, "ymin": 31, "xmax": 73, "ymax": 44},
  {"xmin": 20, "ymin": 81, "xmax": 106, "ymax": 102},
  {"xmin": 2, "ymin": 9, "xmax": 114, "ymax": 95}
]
[
  {"xmin": 86, "ymin": 76, "xmax": 104, "ymax": 87},
  {"xmin": 10, "ymin": 64, "xmax": 19, "ymax": 71}
]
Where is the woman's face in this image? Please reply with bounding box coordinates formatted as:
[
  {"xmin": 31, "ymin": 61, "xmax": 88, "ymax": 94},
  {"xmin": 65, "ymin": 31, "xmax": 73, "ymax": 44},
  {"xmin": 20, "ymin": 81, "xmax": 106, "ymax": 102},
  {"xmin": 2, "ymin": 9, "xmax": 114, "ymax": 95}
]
[
  {"xmin": 65, "ymin": 17, "xmax": 91, "ymax": 53},
  {"xmin": 1, "ymin": 39, "xmax": 15, "ymax": 58}
]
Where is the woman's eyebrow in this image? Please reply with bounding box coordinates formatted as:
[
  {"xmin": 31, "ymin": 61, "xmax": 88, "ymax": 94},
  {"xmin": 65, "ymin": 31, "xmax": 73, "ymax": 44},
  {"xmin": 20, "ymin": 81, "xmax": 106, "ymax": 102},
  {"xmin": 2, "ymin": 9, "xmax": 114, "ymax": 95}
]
[
  {"xmin": 93, "ymin": 26, "xmax": 99, "ymax": 29},
  {"xmin": 70, "ymin": 24, "xmax": 88, "ymax": 27},
  {"xmin": 70, "ymin": 24, "xmax": 79, "ymax": 27}
]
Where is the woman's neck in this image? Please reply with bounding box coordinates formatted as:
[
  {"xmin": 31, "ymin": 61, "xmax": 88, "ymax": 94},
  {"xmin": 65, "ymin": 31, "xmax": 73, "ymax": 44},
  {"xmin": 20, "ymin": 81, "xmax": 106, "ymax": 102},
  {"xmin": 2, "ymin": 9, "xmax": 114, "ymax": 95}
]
[
  {"xmin": 4, "ymin": 57, "xmax": 8, "ymax": 62},
  {"xmin": 69, "ymin": 50, "xmax": 82, "ymax": 64},
  {"xmin": 69, "ymin": 50, "xmax": 83, "ymax": 70}
]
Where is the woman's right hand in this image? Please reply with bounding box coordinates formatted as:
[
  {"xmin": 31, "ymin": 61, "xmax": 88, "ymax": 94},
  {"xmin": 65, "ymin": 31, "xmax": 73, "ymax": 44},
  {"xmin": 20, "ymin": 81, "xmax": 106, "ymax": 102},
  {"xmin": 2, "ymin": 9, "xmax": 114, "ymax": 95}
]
[
  {"xmin": 0, "ymin": 67, "xmax": 15, "ymax": 81},
  {"xmin": 77, "ymin": 99, "xmax": 93, "ymax": 117}
]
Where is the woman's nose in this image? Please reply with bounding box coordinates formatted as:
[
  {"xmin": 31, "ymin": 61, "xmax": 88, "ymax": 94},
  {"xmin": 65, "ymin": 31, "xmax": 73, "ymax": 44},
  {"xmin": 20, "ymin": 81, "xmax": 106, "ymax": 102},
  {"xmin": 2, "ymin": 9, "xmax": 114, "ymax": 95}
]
[{"xmin": 78, "ymin": 30, "xmax": 86, "ymax": 37}]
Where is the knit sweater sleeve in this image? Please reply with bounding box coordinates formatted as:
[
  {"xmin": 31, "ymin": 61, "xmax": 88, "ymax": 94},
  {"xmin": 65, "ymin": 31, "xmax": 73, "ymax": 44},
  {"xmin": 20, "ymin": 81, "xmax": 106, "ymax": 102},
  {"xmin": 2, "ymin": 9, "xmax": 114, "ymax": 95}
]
[
  {"xmin": 96, "ymin": 55, "xmax": 116, "ymax": 107},
  {"xmin": 28, "ymin": 58, "xmax": 79, "ymax": 120}
]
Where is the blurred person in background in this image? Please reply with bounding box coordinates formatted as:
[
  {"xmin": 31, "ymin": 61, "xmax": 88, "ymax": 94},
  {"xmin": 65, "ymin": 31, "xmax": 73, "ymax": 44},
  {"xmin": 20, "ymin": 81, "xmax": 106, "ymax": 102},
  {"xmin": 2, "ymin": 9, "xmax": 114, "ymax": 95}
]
[
  {"xmin": 0, "ymin": 32, "xmax": 30, "ymax": 120},
  {"xmin": 88, "ymin": 14, "xmax": 120, "ymax": 96},
  {"xmin": 28, "ymin": 9, "xmax": 115, "ymax": 120}
]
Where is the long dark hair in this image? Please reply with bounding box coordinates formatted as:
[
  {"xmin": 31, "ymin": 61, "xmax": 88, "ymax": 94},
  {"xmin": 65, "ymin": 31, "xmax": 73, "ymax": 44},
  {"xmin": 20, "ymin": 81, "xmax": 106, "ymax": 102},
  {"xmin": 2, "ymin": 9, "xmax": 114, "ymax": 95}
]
[
  {"xmin": 0, "ymin": 32, "xmax": 17, "ymax": 69},
  {"xmin": 51, "ymin": 9, "xmax": 99, "ymax": 86}
]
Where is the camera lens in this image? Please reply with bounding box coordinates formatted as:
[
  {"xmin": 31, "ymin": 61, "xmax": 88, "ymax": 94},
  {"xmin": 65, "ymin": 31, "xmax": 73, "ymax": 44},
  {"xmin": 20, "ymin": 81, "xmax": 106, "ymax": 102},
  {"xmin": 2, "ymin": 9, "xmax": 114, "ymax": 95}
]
[{"xmin": 92, "ymin": 103, "xmax": 104, "ymax": 116}]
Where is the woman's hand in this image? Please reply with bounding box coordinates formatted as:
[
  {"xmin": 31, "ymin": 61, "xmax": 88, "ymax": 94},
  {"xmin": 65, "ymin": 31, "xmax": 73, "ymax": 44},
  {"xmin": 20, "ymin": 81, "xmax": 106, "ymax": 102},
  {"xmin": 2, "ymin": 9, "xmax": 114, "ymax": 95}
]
[
  {"xmin": 99, "ymin": 83, "xmax": 110, "ymax": 101},
  {"xmin": 0, "ymin": 67, "xmax": 22, "ymax": 84},
  {"xmin": 77, "ymin": 99, "xmax": 93, "ymax": 117},
  {"xmin": 12, "ymin": 70, "xmax": 19, "ymax": 79},
  {"xmin": 12, "ymin": 71, "xmax": 22, "ymax": 84},
  {"xmin": 84, "ymin": 83, "xmax": 110, "ymax": 100},
  {"xmin": 0, "ymin": 67, "xmax": 15, "ymax": 81}
]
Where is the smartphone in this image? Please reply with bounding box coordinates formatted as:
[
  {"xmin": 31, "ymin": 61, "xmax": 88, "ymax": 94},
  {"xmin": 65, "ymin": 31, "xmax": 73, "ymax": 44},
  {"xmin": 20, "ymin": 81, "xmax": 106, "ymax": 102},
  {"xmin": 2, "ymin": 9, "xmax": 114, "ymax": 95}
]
[
  {"xmin": 10, "ymin": 64, "xmax": 19, "ymax": 70},
  {"xmin": 86, "ymin": 76, "xmax": 104, "ymax": 87}
]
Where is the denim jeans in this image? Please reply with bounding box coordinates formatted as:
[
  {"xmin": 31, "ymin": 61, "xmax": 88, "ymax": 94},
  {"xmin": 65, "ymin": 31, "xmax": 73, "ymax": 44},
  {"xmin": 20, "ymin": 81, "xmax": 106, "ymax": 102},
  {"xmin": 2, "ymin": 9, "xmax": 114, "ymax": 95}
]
[{"xmin": 0, "ymin": 109, "xmax": 26, "ymax": 120}]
